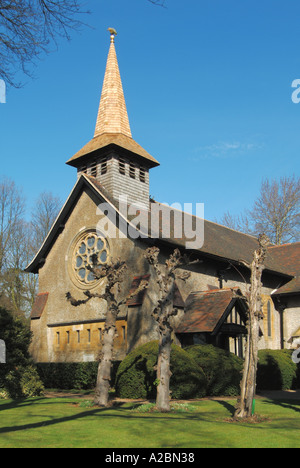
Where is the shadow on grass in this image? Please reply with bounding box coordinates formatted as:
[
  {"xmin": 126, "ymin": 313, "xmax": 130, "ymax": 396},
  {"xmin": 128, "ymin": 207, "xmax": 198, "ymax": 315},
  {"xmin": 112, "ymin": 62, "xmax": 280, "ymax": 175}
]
[
  {"xmin": 214, "ymin": 400, "xmax": 236, "ymax": 417},
  {"xmin": 0, "ymin": 398, "xmax": 213, "ymax": 436},
  {"xmin": 264, "ymin": 398, "xmax": 300, "ymax": 415}
]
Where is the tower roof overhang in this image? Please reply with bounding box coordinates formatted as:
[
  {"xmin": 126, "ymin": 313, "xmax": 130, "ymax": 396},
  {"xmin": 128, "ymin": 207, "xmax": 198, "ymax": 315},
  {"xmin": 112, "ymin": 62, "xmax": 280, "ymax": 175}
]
[{"xmin": 66, "ymin": 132, "xmax": 160, "ymax": 169}]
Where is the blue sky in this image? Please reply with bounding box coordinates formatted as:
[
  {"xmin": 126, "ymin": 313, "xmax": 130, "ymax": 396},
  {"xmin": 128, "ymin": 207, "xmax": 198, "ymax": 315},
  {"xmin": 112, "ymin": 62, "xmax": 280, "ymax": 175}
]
[{"xmin": 0, "ymin": 0, "xmax": 299, "ymax": 222}]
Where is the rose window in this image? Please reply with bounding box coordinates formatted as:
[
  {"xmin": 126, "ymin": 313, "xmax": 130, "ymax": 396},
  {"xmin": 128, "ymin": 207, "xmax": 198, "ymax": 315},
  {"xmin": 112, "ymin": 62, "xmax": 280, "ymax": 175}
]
[{"xmin": 72, "ymin": 231, "xmax": 109, "ymax": 286}]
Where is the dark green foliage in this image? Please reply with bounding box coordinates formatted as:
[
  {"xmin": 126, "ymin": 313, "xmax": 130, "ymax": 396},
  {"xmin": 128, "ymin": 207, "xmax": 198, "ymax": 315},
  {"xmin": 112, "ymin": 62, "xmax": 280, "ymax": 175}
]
[
  {"xmin": 5, "ymin": 366, "xmax": 44, "ymax": 399},
  {"xmin": 36, "ymin": 361, "xmax": 121, "ymax": 390},
  {"xmin": 115, "ymin": 341, "xmax": 207, "ymax": 399},
  {"xmin": 257, "ymin": 349, "xmax": 297, "ymax": 391},
  {"xmin": 0, "ymin": 307, "xmax": 44, "ymax": 398},
  {"xmin": 186, "ymin": 344, "xmax": 244, "ymax": 396},
  {"xmin": 37, "ymin": 362, "xmax": 98, "ymax": 390},
  {"xmin": 0, "ymin": 307, "xmax": 32, "ymax": 376}
]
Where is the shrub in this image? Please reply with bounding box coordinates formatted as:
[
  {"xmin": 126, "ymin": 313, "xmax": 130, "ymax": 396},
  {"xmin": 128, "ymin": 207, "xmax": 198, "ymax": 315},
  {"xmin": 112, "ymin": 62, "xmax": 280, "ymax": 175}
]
[
  {"xmin": 0, "ymin": 307, "xmax": 44, "ymax": 399},
  {"xmin": 0, "ymin": 307, "xmax": 33, "ymax": 386},
  {"xmin": 4, "ymin": 366, "xmax": 44, "ymax": 399},
  {"xmin": 36, "ymin": 362, "xmax": 98, "ymax": 390},
  {"xmin": 186, "ymin": 344, "xmax": 244, "ymax": 396},
  {"xmin": 36, "ymin": 361, "xmax": 121, "ymax": 391},
  {"xmin": 115, "ymin": 341, "xmax": 207, "ymax": 400},
  {"xmin": 257, "ymin": 349, "xmax": 297, "ymax": 391}
]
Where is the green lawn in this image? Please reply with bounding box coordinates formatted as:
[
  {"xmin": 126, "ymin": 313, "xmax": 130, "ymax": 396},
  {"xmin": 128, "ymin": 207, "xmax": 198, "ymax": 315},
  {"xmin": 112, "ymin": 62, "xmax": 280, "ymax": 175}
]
[{"xmin": 0, "ymin": 396, "xmax": 299, "ymax": 448}]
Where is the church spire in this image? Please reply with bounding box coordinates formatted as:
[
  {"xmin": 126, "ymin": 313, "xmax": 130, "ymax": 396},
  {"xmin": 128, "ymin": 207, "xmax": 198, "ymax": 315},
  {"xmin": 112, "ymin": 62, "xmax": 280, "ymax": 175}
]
[{"xmin": 94, "ymin": 28, "xmax": 132, "ymax": 138}]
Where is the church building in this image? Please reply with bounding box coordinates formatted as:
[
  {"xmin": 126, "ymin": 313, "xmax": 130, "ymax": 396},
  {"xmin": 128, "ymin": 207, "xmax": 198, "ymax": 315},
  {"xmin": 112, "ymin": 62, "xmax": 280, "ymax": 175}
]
[{"xmin": 26, "ymin": 30, "xmax": 300, "ymax": 363}]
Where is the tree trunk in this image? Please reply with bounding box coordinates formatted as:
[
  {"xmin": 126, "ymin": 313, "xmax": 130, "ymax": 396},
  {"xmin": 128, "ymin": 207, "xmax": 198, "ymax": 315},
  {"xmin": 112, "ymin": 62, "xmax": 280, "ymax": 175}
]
[
  {"xmin": 94, "ymin": 302, "xmax": 117, "ymax": 407},
  {"xmin": 156, "ymin": 328, "xmax": 172, "ymax": 412},
  {"xmin": 235, "ymin": 312, "xmax": 260, "ymax": 418},
  {"xmin": 235, "ymin": 239, "xmax": 266, "ymax": 419}
]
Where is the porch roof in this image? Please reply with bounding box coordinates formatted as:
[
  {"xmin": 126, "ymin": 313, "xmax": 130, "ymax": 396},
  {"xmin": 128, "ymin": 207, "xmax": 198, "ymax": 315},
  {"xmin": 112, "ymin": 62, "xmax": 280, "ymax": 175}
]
[{"xmin": 175, "ymin": 287, "xmax": 245, "ymax": 334}]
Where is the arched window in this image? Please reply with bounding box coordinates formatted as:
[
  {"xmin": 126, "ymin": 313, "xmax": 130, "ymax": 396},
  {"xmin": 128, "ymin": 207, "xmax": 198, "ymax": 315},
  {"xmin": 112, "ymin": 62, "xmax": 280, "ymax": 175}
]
[{"xmin": 70, "ymin": 230, "xmax": 109, "ymax": 287}]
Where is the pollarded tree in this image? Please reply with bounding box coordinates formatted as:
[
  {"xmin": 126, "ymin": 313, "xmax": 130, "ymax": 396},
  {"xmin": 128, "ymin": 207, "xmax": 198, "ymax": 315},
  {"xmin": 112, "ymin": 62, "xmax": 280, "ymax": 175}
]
[
  {"xmin": 234, "ymin": 234, "xmax": 268, "ymax": 419},
  {"xmin": 144, "ymin": 246, "xmax": 196, "ymax": 412},
  {"xmin": 66, "ymin": 256, "xmax": 148, "ymax": 407}
]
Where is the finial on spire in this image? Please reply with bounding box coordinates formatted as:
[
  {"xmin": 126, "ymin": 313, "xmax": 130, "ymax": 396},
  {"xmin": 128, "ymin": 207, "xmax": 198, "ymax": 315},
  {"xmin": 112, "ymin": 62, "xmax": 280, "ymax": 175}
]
[{"xmin": 108, "ymin": 27, "xmax": 117, "ymax": 43}]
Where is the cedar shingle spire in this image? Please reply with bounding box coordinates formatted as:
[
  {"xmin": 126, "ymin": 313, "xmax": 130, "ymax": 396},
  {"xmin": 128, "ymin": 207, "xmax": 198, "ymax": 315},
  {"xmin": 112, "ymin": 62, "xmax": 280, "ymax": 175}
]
[{"xmin": 94, "ymin": 29, "xmax": 132, "ymax": 138}]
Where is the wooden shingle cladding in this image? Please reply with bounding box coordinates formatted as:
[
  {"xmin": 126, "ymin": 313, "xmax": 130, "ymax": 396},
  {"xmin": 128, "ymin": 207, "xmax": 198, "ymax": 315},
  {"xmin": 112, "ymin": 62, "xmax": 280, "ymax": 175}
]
[{"xmin": 66, "ymin": 133, "xmax": 160, "ymax": 169}]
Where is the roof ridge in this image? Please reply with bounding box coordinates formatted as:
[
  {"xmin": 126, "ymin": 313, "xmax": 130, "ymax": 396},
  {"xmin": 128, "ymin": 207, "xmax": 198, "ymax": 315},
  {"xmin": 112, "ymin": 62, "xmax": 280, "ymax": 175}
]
[
  {"xmin": 268, "ymin": 242, "xmax": 300, "ymax": 250},
  {"xmin": 192, "ymin": 287, "xmax": 239, "ymax": 295}
]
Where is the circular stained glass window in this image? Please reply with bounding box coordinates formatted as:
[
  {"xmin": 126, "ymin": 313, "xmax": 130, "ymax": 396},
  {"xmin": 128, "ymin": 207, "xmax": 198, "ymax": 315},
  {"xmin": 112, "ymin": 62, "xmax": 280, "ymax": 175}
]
[{"xmin": 71, "ymin": 230, "xmax": 109, "ymax": 287}]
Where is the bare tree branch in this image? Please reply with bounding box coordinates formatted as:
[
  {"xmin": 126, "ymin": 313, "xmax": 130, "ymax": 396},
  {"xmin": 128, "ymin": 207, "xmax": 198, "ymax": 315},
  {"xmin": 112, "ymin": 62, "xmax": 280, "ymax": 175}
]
[
  {"xmin": 219, "ymin": 175, "xmax": 300, "ymax": 245},
  {"xmin": 0, "ymin": 0, "xmax": 89, "ymax": 87}
]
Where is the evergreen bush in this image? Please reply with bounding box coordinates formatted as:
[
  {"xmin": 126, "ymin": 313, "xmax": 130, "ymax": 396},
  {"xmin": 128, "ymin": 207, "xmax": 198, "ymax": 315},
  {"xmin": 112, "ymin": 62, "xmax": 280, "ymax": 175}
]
[
  {"xmin": 0, "ymin": 307, "xmax": 44, "ymax": 399},
  {"xmin": 4, "ymin": 366, "xmax": 44, "ymax": 399},
  {"xmin": 115, "ymin": 341, "xmax": 207, "ymax": 399},
  {"xmin": 257, "ymin": 349, "xmax": 297, "ymax": 391},
  {"xmin": 36, "ymin": 362, "xmax": 99, "ymax": 390},
  {"xmin": 186, "ymin": 344, "xmax": 244, "ymax": 396}
]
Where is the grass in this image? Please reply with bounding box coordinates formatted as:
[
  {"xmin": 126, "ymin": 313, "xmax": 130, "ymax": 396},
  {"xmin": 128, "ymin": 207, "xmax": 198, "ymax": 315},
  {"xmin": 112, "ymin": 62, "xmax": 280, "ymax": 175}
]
[{"xmin": 0, "ymin": 396, "xmax": 300, "ymax": 448}]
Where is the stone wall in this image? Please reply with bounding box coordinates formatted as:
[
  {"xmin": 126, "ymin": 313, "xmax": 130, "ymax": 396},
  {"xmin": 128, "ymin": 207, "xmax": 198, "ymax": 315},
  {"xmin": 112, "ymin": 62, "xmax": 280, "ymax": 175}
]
[{"xmin": 30, "ymin": 187, "xmax": 284, "ymax": 363}]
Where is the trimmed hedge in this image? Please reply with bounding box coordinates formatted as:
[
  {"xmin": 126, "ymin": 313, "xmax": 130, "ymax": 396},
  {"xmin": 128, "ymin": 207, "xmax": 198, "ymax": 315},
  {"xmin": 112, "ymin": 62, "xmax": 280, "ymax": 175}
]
[
  {"xmin": 36, "ymin": 362, "xmax": 120, "ymax": 390},
  {"xmin": 36, "ymin": 362, "xmax": 99, "ymax": 390},
  {"xmin": 257, "ymin": 349, "xmax": 298, "ymax": 391},
  {"xmin": 35, "ymin": 348, "xmax": 300, "ymax": 394},
  {"xmin": 115, "ymin": 341, "xmax": 207, "ymax": 399},
  {"xmin": 186, "ymin": 344, "xmax": 244, "ymax": 396}
]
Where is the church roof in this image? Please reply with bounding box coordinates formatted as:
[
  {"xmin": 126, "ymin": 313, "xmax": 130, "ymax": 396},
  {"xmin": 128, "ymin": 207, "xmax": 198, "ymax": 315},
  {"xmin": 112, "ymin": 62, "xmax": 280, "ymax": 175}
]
[
  {"xmin": 267, "ymin": 243, "xmax": 300, "ymax": 276},
  {"xmin": 273, "ymin": 276, "xmax": 300, "ymax": 296},
  {"xmin": 24, "ymin": 173, "xmax": 295, "ymax": 278},
  {"xmin": 175, "ymin": 288, "xmax": 246, "ymax": 334},
  {"xmin": 30, "ymin": 292, "xmax": 49, "ymax": 319},
  {"xmin": 66, "ymin": 30, "xmax": 159, "ymax": 169}
]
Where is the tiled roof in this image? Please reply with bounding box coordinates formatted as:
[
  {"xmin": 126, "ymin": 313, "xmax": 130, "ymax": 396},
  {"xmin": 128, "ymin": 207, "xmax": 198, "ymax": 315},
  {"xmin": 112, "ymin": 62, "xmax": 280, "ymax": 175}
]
[
  {"xmin": 30, "ymin": 293, "xmax": 49, "ymax": 319},
  {"xmin": 175, "ymin": 288, "xmax": 243, "ymax": 334},
  {"xmin": 146, "ymin": 201, "xmax": 293, "ymax": 277},
  {"xmin": 267, "ymin": 243, "xmax": 300, "ymax": 276},
  {"xmin": 127, "ymin": 275, "xmax": 150, "ymax": 306},
  {"xmin": 273, "ymin": 276, "xmax": 300, "ymax": 296},
  {"xmin": 25, "ymin": 174, "xmax": 297, "ymax": 279}
]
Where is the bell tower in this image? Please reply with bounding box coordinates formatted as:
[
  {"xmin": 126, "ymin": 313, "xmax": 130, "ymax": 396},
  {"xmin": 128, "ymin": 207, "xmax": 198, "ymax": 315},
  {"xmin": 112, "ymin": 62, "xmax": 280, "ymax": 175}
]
[{"xmin": 66, "ymin": 29, "xmax": 159, "ymax": 210}]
